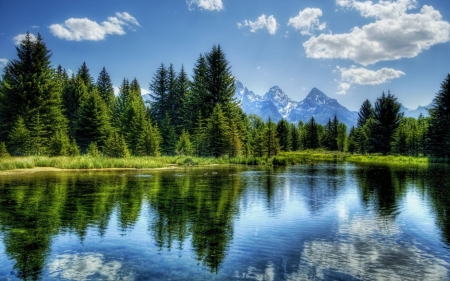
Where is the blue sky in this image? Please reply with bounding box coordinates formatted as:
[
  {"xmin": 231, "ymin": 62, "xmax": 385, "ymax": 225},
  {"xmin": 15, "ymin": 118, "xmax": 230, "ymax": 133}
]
[{"xmin": 1, "ymin": 0, "xmax": 449, "ymax": 111}]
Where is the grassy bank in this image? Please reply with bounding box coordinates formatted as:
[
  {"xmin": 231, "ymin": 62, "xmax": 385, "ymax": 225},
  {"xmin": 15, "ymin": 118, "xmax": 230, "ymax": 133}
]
[{"xmin": 0, "ymin": 151, "xmax": 433, "ymax": 172}]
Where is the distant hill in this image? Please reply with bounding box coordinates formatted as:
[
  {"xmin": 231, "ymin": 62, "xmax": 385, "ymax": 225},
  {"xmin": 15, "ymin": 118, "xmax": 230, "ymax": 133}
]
[{"xmin": 234, "ymin": 81, "xmax": 358, "ymax": 128}]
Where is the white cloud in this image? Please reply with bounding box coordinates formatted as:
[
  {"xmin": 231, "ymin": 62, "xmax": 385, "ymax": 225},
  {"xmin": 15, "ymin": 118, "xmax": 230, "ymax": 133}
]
[
  {"xmin": 0, "ymin": 58, "xmax": 8, "ymax": 68},
  {"xmin": 113, "ymin": 86, "xmax": 120, "ymax": 96},
  {"xmin": 13, "ymin": 33, "xmax": 37, "ymax": 45},
  {"xmin": 32, "ymin": 25, "xmax": 40, "ymax": 29},
  {"xmin": 49, "ymin": 12, "xmax": 140, "ymax": 41},
  {"xmin": 303, "ymin": 1, "xmax": 450, "ymax": 65},
  {"xmin": 335, "ymin": 65, "xmax": 405, "ymax": 94},
  {"xmin": 238, "ymin": 14, "xmax": 278, "ymax": 35},
  {"xmin": 187, "ymin": 0, "xmax": 223, "ymax": 11},
  {"xmin": 288, "ymin": 8, "xmax": 326, "ymax": 36}
]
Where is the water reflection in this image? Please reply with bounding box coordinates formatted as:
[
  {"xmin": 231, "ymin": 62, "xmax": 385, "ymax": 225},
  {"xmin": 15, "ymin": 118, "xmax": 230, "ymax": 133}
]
[{"xmin": 0, "ymin": 163, "xmax": 449, "ymax": 280}]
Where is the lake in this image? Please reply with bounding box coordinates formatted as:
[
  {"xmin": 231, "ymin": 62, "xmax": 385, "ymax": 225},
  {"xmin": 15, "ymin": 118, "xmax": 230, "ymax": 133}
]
[{"xmin": 0, "ymin": 163, "xmax": 449, "ymax": 280}]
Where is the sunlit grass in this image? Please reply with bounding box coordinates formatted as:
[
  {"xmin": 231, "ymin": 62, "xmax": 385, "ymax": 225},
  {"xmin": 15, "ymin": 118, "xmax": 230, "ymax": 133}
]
[{"xmin": 0, "ymin": 151, "xmax": 434, "ymax": 172}]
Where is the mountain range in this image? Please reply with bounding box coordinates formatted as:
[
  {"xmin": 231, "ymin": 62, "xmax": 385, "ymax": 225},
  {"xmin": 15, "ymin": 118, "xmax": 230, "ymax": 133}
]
[
  {"xmin": 234, "ymin": 81, "xmax": 432, "ymax": 128},
  {"xmin": 141, "ymin": 81, "xmax": 432, "ymax": 129}
]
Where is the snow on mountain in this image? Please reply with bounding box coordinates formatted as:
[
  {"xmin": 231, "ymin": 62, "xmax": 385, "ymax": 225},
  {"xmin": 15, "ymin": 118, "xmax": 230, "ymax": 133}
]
[{"xmin": 235, "ymin": 81, "xmax": 358, "ymax": 128}]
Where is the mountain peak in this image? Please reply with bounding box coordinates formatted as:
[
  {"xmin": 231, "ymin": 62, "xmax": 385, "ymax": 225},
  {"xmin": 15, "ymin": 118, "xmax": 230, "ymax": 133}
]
[{"xmin": 304, "ymin": 87, "xmax": 333, "ymax": 105}]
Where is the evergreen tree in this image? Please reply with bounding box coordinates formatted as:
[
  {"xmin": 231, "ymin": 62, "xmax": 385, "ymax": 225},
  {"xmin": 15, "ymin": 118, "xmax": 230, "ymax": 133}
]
[
  {"xmin": 248, "ymin": 114, "xmax": 265, "ymax": 157},
  {"xmin": 276, "ymin": 119, "xmax": 292, "ymax": 152},
  {"xmin": 291, "ymin": 123, "xmax": 300, "ymax": 151},
  {"xmin": 205, "ymin": 45, "xmax": 237, "ymax": 119},
  {"xmin": 206, "ymin": 104, "xmax": 230, "ymax": 157},
  {"xmin": 74, "ymin": 88, "xmax": 112, "ymax": 152},
  {"xmin": 68, "ymin": 138, "xmax": 80, "ymax": 156},
  {"xmin": 304, "ymin": 117, "xmax": 320, "ymax": 149},
  {"xmin": 86, "ymin": 142, "xmax": 101, "ymax": 157},
  {"xmin": 228, "ymin": 122, "xmax": 242, "ymax": 157},
  {"xmin": 427, "ymin": 74, "xmax": 450, "ymax": 158},
  {"xmin": 0, "ymin": 142, "xmax": 10, "ymax": 158},
  {"xmin": 77, "ymin": 62, "xmax": 94, "ymax": 89},
  {"xmin": 48, "ymin": 129, "xmax": 71, "ymax": 156},
  {"xmin": 193, "ymin": 111, "xmax": 208, "ymax": 157},
  {"xmin": 189, "ymin": 55, "xmax": 209, "ymax": 122},
  {"xmin": 160, "ymin": 112, "xmax": 177, "ymax": 156},
  {"xmin": 357, "ymin": 99, "xmax": 374, "ymax": 128},
  {"xmin": 175, "ymin": 65, "xmax": 192, "ymax": 133},
  {"xmin": 347, "ymin": 126, "xmax": 358, "ymax": 154},
  {"xmin": 136, "ymin": 122, "xmax": 161, "ymax": 156},
  {"xmin": 149, "ymin": 64, "xmax": 169, "ymax": 124},
  {"xmin": 372, "ymin": 91, "xmax": 403, "ymax": 155},
  {"xmin": 103, "ymin": 132, "xmax": 130, "ymax": 158},
  {"xmin": 336, "ymin": 123, "xmax": 347, "ymax": 152},
  {"xmin": 29, "ymin": 111, "xmax": 47, "ymax": 155},
  {"xmin": 0, "ymin": 32, "xmax": 68, "ymax": 143},
  {"xmin": 176, "ymin": 129, "xmax": 193, "ymax": 156},
  {"xmin": 8, "ymin": 117, "xmax": 31, "ymax": 156},
  {"xmin": 261, "ymin": 117, "xmax": 280, "ymax": 157},
  {"xmin": 62, "ymin": 74, "xmax": 88, "ymax": 137},
  {"xmin": 96, "ymin": 67, "xmax": 115, "ymax": 112}
]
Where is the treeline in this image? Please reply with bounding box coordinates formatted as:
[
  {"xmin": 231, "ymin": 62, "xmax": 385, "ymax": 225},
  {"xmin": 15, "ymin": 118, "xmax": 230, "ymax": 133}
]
[{"xmin": 0, "ymin": 32, "xmax": 449, "ymax": 159}]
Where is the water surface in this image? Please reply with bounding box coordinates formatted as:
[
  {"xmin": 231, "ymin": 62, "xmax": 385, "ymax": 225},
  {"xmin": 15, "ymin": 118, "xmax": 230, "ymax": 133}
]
[{"xmin": 0, "ymin": 163, "xmax": 449, "ymax": 280}]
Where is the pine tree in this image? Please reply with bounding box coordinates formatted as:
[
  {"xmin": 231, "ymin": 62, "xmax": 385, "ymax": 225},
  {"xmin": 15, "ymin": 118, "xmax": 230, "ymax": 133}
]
[
  {"xmin": 347, "ymin": 126, "xmax": 358, "ymax": 154},
  {"xmin": 357, "ymin": 99, "xmax": 374, "ymax": 128},
  {"xmin": 103, "ymin": 132, "xmax": 130, "ymax": 158},
  {"xmin": 160, "ymin": 112, "xmax": 177, "ymax": 156},
  {"xmin": 304, "ymin": 117, "xmax": 320, "ymax": 149},
  {"xmin": 372, "ymin": 91, "xmax": 403, "ymax": 155},
  {"xmin": 29, "ymin": 111, "xmax": 47, "ymax": 155},
  {"xmin": 136, "ymin": 122, "xmax": 161, "ymax": 156},
  {"xmin": 276, "ymin": 119, "xmax": 291, "ymax": 152},
  {"xmin": 68, "ymin": 138, "xmax": 80, "ymax": 156},
  {"xmin": 337, "ymin": 122, "xmax": 347, "ymax": 152},
  {"xmin": 77, "ymin": 62, "xmax": 94, "ymax": 89},
  {"xmin": 261, "ymin": 117, "xmax": 280, "ymax": 157},
  {"xmin": 48, "ymin": 129, "xmax": 71, "ymax": 156},
  {"xmin": 86, "ymin": 142, "xmax": 101, "ymax": 157},
  {"xmin": 8, "ymin": 117, "xmax": 31, "ymax": 156},
  {"xmin": 0, "ymin": 142, "xmax": 10, "ymax": 158},
  {"xmin": 0, "ymin": 32, "xmax": 68, "ymax": 144},
  {"xmin": 96, "ymin": 67, "xmax": 115, "ymax": 112},
  {"xmin": 74, "ymin": 88, "xmax": 112, "ymax": 152},
  {"xmin": 248, "ymin": 114, "xmax": 265, "ymax": 157},
  {"xmin": 228, "ymin": 122, "xmax": 242, "ymax": 157},
  {"xmin": 291, "ymin": 123, "xmax": 300, "ymax": 151},
  {"xmin": 193, "ymin": 111, "xmax": 208, "ymax": 157},
  {"xmin": 427, "ymin": 74, "xmax": 450, "ymax": 158},
  {"xmin": 189, "ymin": 55, "xmax": 209, "ymax": 122},
  {"xmin": 175, "ymin": 65, "xmax": 192, "ymax": 133},
  {"xmin": 149, "ymin": 64, "xmax": 169, "ymax": 125},
  {"xmin": 176, "ymin": 129, "xmax": 193, "ymax": 156},
  {"xmin": 206, "ymin": 104, "xmax": 230, "ymax": 157}
]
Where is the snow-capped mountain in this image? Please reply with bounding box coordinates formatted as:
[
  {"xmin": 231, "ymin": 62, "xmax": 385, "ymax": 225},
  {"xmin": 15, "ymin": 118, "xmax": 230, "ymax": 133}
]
[
  {"xmin": 400, "ymin": 103, "xmax": 432, "ymax": 119},
  {"xmin": 235, "ymin": 81, "xmax": 358, "ymax": 128}
]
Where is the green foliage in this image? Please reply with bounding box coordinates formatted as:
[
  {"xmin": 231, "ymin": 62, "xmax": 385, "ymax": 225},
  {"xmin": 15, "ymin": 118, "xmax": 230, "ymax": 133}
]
[
  {"xmin": 248, "ymin": 114, "xmax": 265, "ymax": 157},
  {"xmin": 176, "ymin": 129, "xmax": 193, "ymax": 156},
  {"xmin": 75, "ymin": 88, "xmax": 112, "ymax": 152},
  {"xmin": 228, "ymin": 122, "xmax": 242, "ymax": 157},
  {"xmin": 159, "ymin": 112, "xmax": 177, "ymax": 156},
  {"xmin": 193, "ymin": 111, "xmax": 208, "ymax": 157},
  {"xmin": 347, "ymin": 126, "xmax": 358, "ymax": 154},
  {"xmin": 206, "ymin": 104, "xmax": 230, "ymax": 157},
  {"xmin": 304, "ymin": 117, "xmax": 320, "ymax": 149},
  {"xmin": 8, "ymin": 117, "xmax": 31, "ymax": 156},
  {"xmin": 103, "ymin": 132, "xmax": 130, "ymax": 158},
  {"xmin": 0, "ymin": 32, "xmax": 68, "ymax": 144},
  {"xmin": 68, "ymin": 138, "xmax": 80, "ymax": 156},
  {"xmin": 96, "ymin": 67, "xmax": 115, "ymax": 112},
  {"xmin": 427, "ymin": 74, "xmax": 450, "ymax": 158},
  {"xmin": 357, "ymin": 99, "xmax": 374, "ymax": 128},
  {"xmin": 86, "ymin": 142, "xmax": 101, "ymax": 157},
  {"xmin": 261, "ymin": 117, "xmax": 280, "ymax": 157},
  {"xmin": 149, "ymin": 64, "xmax": 169, "ymax": 125},
  {"xmin": 276, "ymin": 119, "xmax": 291, "ymax": 151},
  {"xmin": 48, "ymin": 129, "xmax": 71, "ymax": 156},
  {"xmin": 0, "ymin": 142, "xmax": 10, "ymax": 158},
  {"xmin": 337, "ymin": 123, "xmax": 347, "ymax": 152},
  {"xmin": 291, "ymin": 123, "xmax": 300, "ymax": 151},
  {"xmin": 136, "ymin": 122, "xmax": 161, "ymax": 156},
  {"xmin": 372, "ymin": 91, "xmax": 403, "ymax": 155}
]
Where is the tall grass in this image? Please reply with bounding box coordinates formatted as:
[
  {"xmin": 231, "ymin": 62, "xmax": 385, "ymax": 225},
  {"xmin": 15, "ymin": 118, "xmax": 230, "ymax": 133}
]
[{"xmin": 0, "ymin": 151, "xmax": 433, "ymax": 172}]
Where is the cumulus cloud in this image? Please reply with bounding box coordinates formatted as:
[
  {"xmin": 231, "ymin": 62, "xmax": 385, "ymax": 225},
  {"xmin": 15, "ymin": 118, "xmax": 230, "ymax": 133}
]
[
  {"xmin": 49, "ymin": 12, "xmax": 140, "ymax": 41},
  {"xmin": 13, "ymin": 33, "xmax": 37, "ymax": 45},
  {"xmin": 288, "ymin": 8, "xmax": 326, "ymax": 35},
  {"xmin": 335, "ymin": 65, "xmax": 405, "ymax": 94},
  {"xmin": 0, "ymin": 58, "xmax": 8, "ymax": 68},
  {"xmin": 303, "ymin": 0, "xmax": 450, "ymax": 65},
  {"xmin": 187, "ymin": 0, "xmax": 223, "ymax": 11},
  {"xmin": 141, "ymin": 88, "xmax": 150, "ymax": 95},
  {"xmin": 238, "ymin": 14, "xmax": 278, "ymax": 35}
]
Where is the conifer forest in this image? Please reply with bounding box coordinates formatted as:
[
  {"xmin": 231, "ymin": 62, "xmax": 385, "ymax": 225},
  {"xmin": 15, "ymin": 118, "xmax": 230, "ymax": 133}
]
[{"xmin": 1, "ymin": 32, "xmax": 450, "ymax": 160}]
